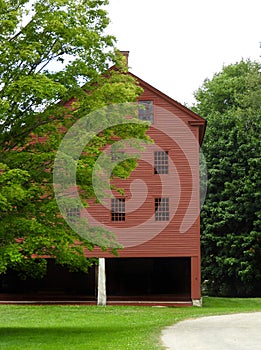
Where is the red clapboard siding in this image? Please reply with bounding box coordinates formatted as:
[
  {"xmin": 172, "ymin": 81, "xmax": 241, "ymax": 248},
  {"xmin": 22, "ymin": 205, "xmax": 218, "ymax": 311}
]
[{"xmin": 83, "ymin": 73, "xmax": 205, "ymax": 264}]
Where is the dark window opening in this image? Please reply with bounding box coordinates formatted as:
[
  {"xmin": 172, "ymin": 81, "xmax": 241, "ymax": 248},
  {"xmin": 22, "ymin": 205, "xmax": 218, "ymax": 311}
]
[
  {"xmin": 155, "ymin": 197, "xmax": 169, "ymax": 221},
  {"xmin": 154, "ymin": 151, "xmax": 168, "ymax": 174},
  {"xmin": 111, "ymin": 198, "xmax": 125, "ymax": 221},
  {"xmin": 138, "ymin": 101, "xmax": 154, "ymax": 123}
]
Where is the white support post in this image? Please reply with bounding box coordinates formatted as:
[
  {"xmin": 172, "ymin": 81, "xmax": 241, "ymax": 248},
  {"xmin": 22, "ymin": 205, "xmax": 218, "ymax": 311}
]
[{"xmin": 97, "ymin": 258, "xmax": 106, "ymax": 306}]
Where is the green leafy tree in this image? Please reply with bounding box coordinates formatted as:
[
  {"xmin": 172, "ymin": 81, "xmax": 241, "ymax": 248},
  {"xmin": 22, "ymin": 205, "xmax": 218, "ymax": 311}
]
[
  {"xmin": 0, "ymin": 0, "xmax": 149, "ymax": 279},
  {"xmin": 194, "ymin": 60, "xmax": 261, "ymax": 296}
]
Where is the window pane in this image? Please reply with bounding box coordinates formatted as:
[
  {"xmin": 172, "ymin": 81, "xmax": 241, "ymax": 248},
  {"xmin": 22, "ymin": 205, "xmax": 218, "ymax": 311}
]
[
  {"xmin": 66, "ymin": 207, "xmax": 80, "ymax": 223},
  {"xmin": 155, "ymin": 197, "xmax": 169, "ymax": 221},
  {"xmin": 154, "ymin": 151, "xmax": 168, "ymax": 174},
  {"xmin": 111, "ymin": 150, "xmax": 124, "ymax": 162},
  {"xmin": 111, "ymin": 198, "xmax": 126, "ymax": 221},
  {"xmin": 138, "ymin": 101, "xmax": 154, "ymax": 123}
]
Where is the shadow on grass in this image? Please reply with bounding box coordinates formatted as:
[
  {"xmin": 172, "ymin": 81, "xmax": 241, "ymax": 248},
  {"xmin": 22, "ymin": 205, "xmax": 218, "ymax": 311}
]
[
  {"xmin": 0, "ymin": 325, "xmax": 137, "ymax": 335},
  {"xmin": 0, "ymin": 325, "xmax": 146, "ymax": 349}
]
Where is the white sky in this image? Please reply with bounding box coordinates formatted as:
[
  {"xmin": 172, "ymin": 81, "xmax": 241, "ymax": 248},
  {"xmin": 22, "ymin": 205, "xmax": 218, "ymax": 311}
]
[{"xmin": 105, "ymin": 0, "xmax": 261, "ymax": 105}]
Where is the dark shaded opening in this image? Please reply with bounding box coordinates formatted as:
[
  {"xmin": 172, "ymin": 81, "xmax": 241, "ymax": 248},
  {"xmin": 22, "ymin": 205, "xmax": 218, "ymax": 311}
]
[
  {"xmin": 0, "ymin": 259, "xmax": 96, "ymax": 301},
  {"xmin": 106, "ymin": 257, "xmax": 191, "ymax": 301}
]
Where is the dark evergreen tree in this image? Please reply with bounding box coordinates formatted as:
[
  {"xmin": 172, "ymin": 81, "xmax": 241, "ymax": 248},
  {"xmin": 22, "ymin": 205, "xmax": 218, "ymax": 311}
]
[{"xmin": 194, "ymin": 60, "xmax": 261, "ymax": 296}]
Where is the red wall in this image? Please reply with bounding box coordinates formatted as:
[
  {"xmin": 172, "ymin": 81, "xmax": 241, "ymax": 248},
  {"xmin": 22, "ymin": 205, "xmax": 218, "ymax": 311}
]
[{"xmin": 83, "ymin": 80, "xmax": 204, "ymax": 266}]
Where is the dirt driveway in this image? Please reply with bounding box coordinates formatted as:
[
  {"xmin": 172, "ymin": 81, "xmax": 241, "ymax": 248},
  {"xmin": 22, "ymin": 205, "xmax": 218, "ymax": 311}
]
[{"xmin": 161, "ymin": 312, "xmax": 261, "ymax": 350}]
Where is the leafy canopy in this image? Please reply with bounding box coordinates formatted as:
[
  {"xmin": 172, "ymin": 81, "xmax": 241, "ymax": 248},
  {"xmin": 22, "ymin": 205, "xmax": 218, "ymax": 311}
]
[
  {"xmin": 0, "ymin": 0, "xmax": 150, "ymax": 279},
  {"xmin": 194, "ymin": 60, "xmax": 261, "ymax": 296}
]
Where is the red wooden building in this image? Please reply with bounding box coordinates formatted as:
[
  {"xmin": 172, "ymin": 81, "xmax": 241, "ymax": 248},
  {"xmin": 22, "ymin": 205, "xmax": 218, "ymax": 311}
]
[
  {"xmin": 0, "ymin": 52, "xmax": 206, "ymax": 306},
  {"xmin": 81, "ymin": 52, "xmax": 206, "ymax": 306}
]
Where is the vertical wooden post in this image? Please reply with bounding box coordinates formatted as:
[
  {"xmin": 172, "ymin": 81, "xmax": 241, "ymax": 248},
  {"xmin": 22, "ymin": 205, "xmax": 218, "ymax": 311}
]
[
  {"xmin": 191, "ymin": 256, "xmax": 202, "ymax": 306},
  {"xmin": 97, "ymin": 258, "xmax": 106, "ymax": 306}
]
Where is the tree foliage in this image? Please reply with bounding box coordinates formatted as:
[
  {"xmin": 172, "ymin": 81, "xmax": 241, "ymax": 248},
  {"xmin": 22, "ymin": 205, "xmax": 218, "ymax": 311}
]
[
  {"xmin": 0, "ymin": 0, "xmax": 141, "ymax": 149},
  {"xmin": 194, "ymin": 60, "xmax": 261, "ymax": 296},
  {"xmin": 0, "ymin": 0, "xmax": 149, "ymax": 279}
]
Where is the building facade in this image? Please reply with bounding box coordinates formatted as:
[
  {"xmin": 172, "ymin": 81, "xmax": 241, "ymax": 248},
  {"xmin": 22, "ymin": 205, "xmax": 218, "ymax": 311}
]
[
  {"xmin": 0, "ymin": 53, "xmax": 206, "ymax": 306},
  {"xmin": 83, "ymin": 57, "xmax": 206, "ymax": 306}
]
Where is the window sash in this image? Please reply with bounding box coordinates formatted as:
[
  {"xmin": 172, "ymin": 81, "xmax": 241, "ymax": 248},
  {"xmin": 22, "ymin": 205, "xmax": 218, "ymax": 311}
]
[
  {"xmin": 111, "ymin": 150, "xmax": 124, "ymax": 162},
  {"xmin": 66, "ymin": 207, "xmax": 80, "ymax": 222},
  {"xmin": 138, "ymin": 100, "xmax": 154, "ymax": 123},
  {"xmin": 111, "ymin": 198, "xmax": 126, "ymax": 221},
  {"xmin": 154, "ymin": 151, "xmax": 168, "ymax": 174},
  {"xmin": 155, "ymin": 197, "xmax": 169, "ymax": 221}
]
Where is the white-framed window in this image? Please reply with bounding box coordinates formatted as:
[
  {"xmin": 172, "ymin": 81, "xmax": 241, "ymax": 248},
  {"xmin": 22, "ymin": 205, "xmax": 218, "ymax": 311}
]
[
  {"xmin": 111, "ymin": 198, "xmax": 126, "ymax": 221},
  {"xmin": 111, "ymin": 150, "xmax": 124, "ymax": 162},
  {"xmin": 66, "ymin": 207, "xmax": 80, "ymax": 222},
  {"xmin": 154, "ymin": 151, "xmax": 168, "ymax": 174},
  {"xmin": 138, "ymin": 100, "xmax": 154, "ymax": 123},
  {"xmin": 155, "ymin": 197, "xmax": 169, "ymax": 221}
]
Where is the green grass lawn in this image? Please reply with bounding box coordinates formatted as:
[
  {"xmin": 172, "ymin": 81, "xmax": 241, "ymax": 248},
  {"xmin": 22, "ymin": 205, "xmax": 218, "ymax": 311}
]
[{"xmin": 0, "ymin": 297, "xmax": 261, "ymax": 350}]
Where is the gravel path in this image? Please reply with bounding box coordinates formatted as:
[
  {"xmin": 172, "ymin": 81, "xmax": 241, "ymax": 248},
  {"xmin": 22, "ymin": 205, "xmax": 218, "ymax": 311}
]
[{"xmin": 161, "ymin": 312, "xmax": 261, "ymax": 350}]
